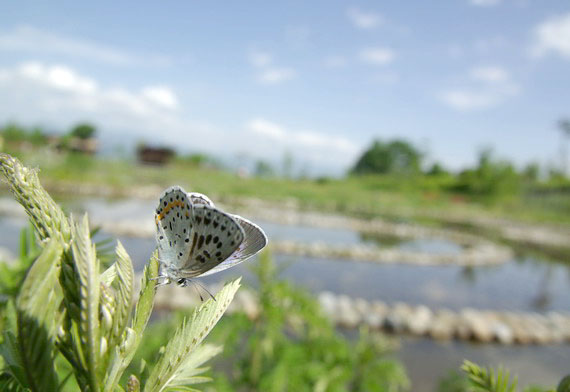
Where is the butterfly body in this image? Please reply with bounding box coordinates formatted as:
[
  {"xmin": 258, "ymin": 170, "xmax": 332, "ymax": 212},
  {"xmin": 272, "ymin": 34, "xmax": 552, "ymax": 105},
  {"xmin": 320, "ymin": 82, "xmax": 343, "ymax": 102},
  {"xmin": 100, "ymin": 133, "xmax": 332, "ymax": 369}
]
[{"xmin": 155, "ymin": 186, "xmax": 267, "ymax": 286}]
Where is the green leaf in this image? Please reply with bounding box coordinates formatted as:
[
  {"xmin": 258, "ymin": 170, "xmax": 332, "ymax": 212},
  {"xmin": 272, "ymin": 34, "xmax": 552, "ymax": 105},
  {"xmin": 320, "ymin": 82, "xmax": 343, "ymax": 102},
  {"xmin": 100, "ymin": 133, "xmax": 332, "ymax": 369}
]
[
  {"xmin": 132, "ymin": 253, "xmax": 159, "ymax": 338},
  {"xmin": 112, "ymin": 242, "xmax": 135, "ymax": 345},
  {"xmin": 0, "ymin": 153, "xmax": 70, "ymax": 244},
  {"xmin": 163, "ymin": 344, "xmax": 222, "ymax": 389},
  {"xmin": 103, "ymin": 255, "xmax": 158, "ymax": 392},
  {"xmin": 558, "ymin": 375, "xmax": 570, "ymax": 392},
  {"xmin": 143, "ymin": 278, "xmax": 241, "ymax": 392},
  {"xmin": 100, "ymin": 264, "xmax": 117, "ymax": 287},
  {"xmin": 1, "ymin": 239, "xmax": 64, "ymax": 392},
  {"xmin": 70, "ymin": 215, "xmax": 101, "ymax": 391},
  {"xmin": 462, "ymin": 360, "xmax": 518, "ymax": 392}
]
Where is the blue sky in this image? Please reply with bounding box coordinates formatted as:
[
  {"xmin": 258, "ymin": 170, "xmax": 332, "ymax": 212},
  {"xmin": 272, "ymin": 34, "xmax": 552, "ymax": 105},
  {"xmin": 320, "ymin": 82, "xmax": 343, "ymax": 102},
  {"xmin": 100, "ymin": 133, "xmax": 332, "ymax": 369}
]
[{"xmin": 0, "ymin": 1, "xmax": 569, "ymax": 175}]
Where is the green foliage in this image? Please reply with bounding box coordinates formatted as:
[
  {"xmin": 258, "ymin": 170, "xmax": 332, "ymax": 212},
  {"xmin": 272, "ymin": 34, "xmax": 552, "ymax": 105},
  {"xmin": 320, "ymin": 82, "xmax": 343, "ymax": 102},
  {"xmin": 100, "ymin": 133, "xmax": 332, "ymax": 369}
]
[
  {"xmin": 174, "ymin": 153, "xmax": 219, "ymax": 168},
  {"xmin": 453, "ymin": 148, "xmax": 521, "ymax": 200},
  {"xmin": 427, "ymin": 162, "xmax": 449, "ymax": 176},
  {"xmin": 461, "ymin": 360, "xmax": 518, "ymax": 392},
  {"xmin": 143, "ymin": 280, "xmax": 240, "ymax": 392},
  {"xmin": 0, "ymin": 153, "xmax": 239, "ymax": 391},
  {"xmin": 557, "ymin": 376, "xmax": 570, "ymax": 392},
  {"xmin": 254, "ymin": 160, "xmax": 275, "ymax": 177},
  {"xmin": 1, "ymin": 124, "xmax": 48, "ymax": 146},
  {"xmin": 207, "ymin": 251, "xmax": 409, "ymax": 391},
  {"xmin": 351, "ymin": 139, "xmax": 422, "ymax": 176},
  {"xmin": 438, "ymin": 363, "xmax": 560, "ymax": 392},
  {"xmin": 70, "ymin": 123, "xmax": 97, "ymax": 139},
  {"xmin": 438, "ymin": 370, "xmax": 470, "ymax": 392}
]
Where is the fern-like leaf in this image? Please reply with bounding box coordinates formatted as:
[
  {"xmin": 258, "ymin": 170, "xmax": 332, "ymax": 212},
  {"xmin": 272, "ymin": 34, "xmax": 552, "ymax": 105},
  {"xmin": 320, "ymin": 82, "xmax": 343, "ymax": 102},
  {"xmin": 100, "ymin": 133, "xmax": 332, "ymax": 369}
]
[
  {"xmin": 132, "ymin": 254, "xmax": 159, "ymax": 338},
  {"xmin": 104, "ymin": 255, "xmax": 158, "ymax": 391},
  {"xmin": 0, "ymin": 240, "xmax": 64, "ymax": 392},
  {"xmin": 69, "ymin": 215, "xmax": 102, "ymax": 391},
  {"xmin": 143, "ymin": 278, "xmax": 241, "ymax": 392},
  {"xmin": 162, "ymin": 344, "xmax": 222, "ymax": 391},
  {"xmin": 0, "ymin": 153, "xmax": 70, "ymax": 244},
  {"xmin": 112, "ymin": 242, "xmax": 134, "ymax": 345},
  {"xmin": 462, "ymin": 360, "xmax": 518, "ymax": 392}
]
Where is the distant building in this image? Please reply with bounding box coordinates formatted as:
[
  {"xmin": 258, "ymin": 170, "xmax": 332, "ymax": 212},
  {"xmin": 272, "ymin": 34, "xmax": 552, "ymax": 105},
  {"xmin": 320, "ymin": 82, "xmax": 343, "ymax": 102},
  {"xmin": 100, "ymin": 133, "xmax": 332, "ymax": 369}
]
[
  {"xmin": 68, "ymin": 137, "xmax": 98, "ymax": 155},
  {"xmin": 137, "ymin": 145, "xmax": 175, "ymax": 165}
]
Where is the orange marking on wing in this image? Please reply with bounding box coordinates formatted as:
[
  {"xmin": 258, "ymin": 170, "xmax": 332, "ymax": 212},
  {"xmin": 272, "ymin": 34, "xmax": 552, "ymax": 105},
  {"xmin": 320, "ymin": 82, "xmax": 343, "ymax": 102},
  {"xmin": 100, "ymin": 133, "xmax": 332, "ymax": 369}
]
[{"xmin": 155, "ymin": 200, "xmax": 186, "ymax": 224}]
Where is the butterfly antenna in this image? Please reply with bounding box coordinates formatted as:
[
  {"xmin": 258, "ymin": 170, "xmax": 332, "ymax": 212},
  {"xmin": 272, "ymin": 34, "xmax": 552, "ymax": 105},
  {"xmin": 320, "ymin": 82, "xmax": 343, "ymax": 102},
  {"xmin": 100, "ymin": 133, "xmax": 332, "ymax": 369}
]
[
  {"xmin": 190, "ymin": 281, "xmax": 204, "ymax": 302},
  {"xmin": 194, "ymin": 280, "xmax": 217, "ymax": 302}
]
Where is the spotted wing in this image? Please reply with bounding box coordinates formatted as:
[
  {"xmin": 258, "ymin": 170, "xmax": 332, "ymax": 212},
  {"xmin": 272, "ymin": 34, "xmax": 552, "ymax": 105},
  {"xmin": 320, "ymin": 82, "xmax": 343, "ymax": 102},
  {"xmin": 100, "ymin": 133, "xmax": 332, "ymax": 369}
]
[
  {"xmin": 178, "ymin": 204, "xmax": 245, "ymax": 277},
  {"xmin": 189, "ymin": 192, "xmax": 215, "ymax": 207},
  {"xmin": 199, "ymin": 214, "xmax": 267, "ymax": 277},
  {"xmin": 155, "ymin": 186, "xmax": 194, "ymax": 269}
]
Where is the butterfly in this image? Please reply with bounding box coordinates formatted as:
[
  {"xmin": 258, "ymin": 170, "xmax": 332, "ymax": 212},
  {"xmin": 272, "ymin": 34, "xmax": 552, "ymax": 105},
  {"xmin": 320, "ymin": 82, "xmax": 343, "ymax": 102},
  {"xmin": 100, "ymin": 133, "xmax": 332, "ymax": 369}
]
[{"xmin": 154, "ymin": 186, "xmax": 267, "ymax": 287}]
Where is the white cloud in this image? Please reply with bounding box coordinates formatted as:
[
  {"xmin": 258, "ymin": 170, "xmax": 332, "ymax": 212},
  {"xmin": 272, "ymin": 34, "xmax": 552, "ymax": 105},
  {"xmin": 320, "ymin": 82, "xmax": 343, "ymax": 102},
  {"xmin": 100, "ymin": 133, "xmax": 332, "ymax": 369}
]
[
  {"xmin": 141, "ymin": 86, "xmax": 178, "ymax": 109},
  {"xmin": 440, "ymin": 84, "xmax": 519, "ymax": 111},
  {"xmin": 18, "ymin": 62, "xmax": 98, "ymax": 94},
  {"xmin": 0, "ymin": 25, "xmax": 169, "ymax": 66},
  {"xmin": 469, "ymin": 0, "xmax": 501, "ymax": 6},
  {"xmin": 469, "ymin": 65, "xmax": 509, "ymax": 83},
  {"xmin": 257, "ymin": 67, "xmax": 296, "ymax": 85},
  {"xmin": 531, "ymin": 13, "xmax": 570, "ymax": 59},
  {"xmin": 347, "ymin": 7, "xmax": 383, "ymax": 29},
  {"xmin": 359, "ymin": 47, "xmax": 395, "ymax": 65},
  {"xmin": 249, "ymin": 51, "xmax": 272, "ymax": 67},
  {"xmin": 0, "ymin": 61, "xmax": 182, "ymax": 138},
  {"xmin": 246, "ymin": 118, "xmax": 360, "ymax": 168}
]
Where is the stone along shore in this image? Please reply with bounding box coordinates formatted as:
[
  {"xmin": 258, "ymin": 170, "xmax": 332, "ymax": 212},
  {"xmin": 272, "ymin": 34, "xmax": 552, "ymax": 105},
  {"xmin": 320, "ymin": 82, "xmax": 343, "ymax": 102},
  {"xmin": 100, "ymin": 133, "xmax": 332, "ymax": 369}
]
[{"xmin": 152, "ymin": 283, "xmax": 570, "ymax": 346}]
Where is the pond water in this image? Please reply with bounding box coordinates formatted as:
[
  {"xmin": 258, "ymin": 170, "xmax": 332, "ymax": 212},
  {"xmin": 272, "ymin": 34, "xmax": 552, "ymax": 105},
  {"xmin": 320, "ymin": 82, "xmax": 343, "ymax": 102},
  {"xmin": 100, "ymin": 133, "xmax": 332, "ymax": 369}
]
[{"xmin": 0, "ymin": 196, "xmax": 569, "ymax": 389}]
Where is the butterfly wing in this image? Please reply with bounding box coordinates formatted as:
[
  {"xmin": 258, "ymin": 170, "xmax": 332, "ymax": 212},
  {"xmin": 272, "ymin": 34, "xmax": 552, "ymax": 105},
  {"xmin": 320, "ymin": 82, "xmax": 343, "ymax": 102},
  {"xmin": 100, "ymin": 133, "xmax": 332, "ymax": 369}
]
[
  {"xmin": 189, "ymin": 192, "xmax": 215, "ymax": 207},
  {"xmin": 177, "ymin": 204, "xmax": 245, "ymax": 277},
  {"xmin": 155, "ymin": 186, "xmax": 194, "ymax": 269},
  {"xmin": 198, "ymin": 214, "xmax": 267, "ymax": 277}
]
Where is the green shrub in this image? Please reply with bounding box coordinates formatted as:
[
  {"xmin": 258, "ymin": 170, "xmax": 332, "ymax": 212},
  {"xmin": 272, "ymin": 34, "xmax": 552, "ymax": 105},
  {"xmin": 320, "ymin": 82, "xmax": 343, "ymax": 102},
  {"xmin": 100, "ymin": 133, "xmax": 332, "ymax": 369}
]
[
  {"xmin": 0, "ymin": 153, "xmax": 239, "ymax": 391},
  {"xmin": 207, "ymin": 251, "xmax": 410, "ymax": 392}
]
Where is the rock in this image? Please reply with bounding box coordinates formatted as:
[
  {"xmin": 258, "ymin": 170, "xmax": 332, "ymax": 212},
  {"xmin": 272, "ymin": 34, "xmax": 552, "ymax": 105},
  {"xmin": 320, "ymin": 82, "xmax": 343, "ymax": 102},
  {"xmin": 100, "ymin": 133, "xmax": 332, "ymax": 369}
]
[
  {"xmin": 371, "ymin": 300, "xmax": 388, "ymax": 317},
  {"xmin": 318, "ymin": 291, "xmax": 337, "ymax": 318},
  {"xmin": 491, "ymin": 321, "xmax": 513, "ymax": 344},
  {"xmin": 463, "ymin": 310, "xmax": 493, "ymax": 343},
  {"xmin": 384, "ymin": 312, "xmax": 406, "ymax": 333},
  {"xmin": 336, "ymin": 295, "xmax": 360, "ymax": 328},
  {"xmin": 503, "ymin": 312, "xmax": 533, "ymax": 345},
  {"xmin": 365, "ymin": 301, "xmax": 388, "ymax": 329},
  {"xmin": 354, "ymin": 297, "xmax": 370, "ymax": 316},
  {"xmin": 546, "ymin": 312, "xmax": 570, "ymax": 342},
  {"xmin": 429, "ymin": 309, "xmax": 455, "ymax": 340},
  {"xmin": 525, "ymin": 314, "xmax": 551, "ymax": 344},
  {"xmin": 363, "ymin": 311, "xmax": 384, "ymax": 329},
  {"xmin": 408, "ymin": 305, "xmax": 433, "ymax": 336},
  {"xmin": 384, "ymin": 303, "xmax": 412, "ymax": 334}
]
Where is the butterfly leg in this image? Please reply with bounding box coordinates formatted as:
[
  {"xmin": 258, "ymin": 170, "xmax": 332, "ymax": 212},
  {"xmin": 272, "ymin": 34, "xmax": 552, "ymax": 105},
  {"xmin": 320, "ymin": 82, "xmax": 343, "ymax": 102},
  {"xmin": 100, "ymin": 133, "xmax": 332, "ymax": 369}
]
[{"xmin": 151, "ymin": 275, "xmax": 171, "ymax": 287}]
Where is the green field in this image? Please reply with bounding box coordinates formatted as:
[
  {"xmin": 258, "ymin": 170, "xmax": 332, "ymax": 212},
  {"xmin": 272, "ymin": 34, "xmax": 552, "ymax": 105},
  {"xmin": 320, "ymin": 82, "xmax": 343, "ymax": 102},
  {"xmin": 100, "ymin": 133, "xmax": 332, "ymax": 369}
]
[{"xmin": 8, "ymin": 148, "xmax": 570, "ymax": 228}]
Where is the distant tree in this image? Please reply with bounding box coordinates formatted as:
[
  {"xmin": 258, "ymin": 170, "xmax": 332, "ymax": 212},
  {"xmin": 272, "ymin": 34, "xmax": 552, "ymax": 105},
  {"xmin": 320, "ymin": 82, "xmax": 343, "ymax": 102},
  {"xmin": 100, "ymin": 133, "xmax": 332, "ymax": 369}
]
[
  {"xmin": 426, "ymin": 162, "xmax": 448, "ymax": 176},
  {"xmin": 454, "ymin": 148, "xmax": 521, "ymax": 199},
  {"xmin": 29, "ymin": 127, "xmax": 48, "ymax": 146},
  {"xmin": 1, "ymin": 123, "xmax": 47, "ymax": 146},
  {"xmin": 558, "ymin": 119, "xmax": 570, "ymax": 176},
  {"xmin": 522, "ymin": 162, "xmax": 540, "ymax": 182},
  {"xmin": 254, "ymin": 160, "xmax": 275, "ymax": 177},
  {"xmin": 2, "ymin": 123, "xmax": 28, "ymax": 142},
  {"xmin": 351, "ymin": 139, "xmax": 422, "ymax": 175},
  {"xmin": 282, "ymin": 151, "xmax": 294, "ymax": 178},
  {"xmin": 70, "ymin": 123, "xmax": 96, "ymax": 139}
]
